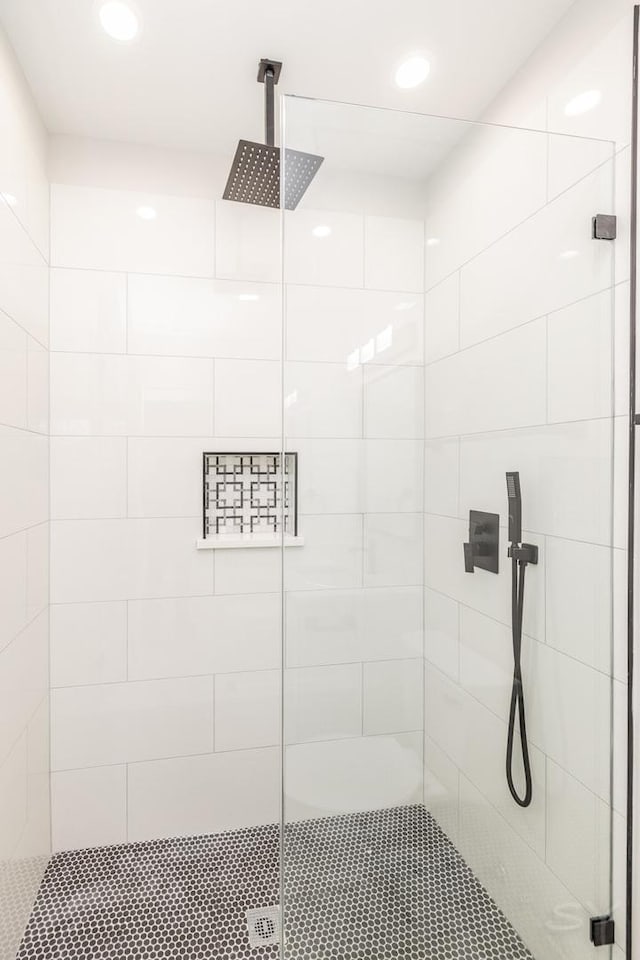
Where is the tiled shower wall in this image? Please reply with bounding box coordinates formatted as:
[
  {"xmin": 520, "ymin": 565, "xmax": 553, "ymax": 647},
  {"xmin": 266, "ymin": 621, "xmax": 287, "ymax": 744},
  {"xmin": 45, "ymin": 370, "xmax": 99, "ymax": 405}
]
[
  {"xmin": 422, "ymin": 4, "xmax": 632, "ymax": 959},
  {"xmin": 48, "ymin": 141, "xmax": 426, "ymax": 847},
  {"xmin": 0, "ymin": 25, "xmax": 50, "ymax": 960}
]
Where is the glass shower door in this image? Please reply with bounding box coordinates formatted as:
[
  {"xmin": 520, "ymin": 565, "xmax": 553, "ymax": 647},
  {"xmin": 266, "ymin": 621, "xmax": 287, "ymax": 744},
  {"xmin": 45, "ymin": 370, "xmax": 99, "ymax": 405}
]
[{"xmin": 280, "ymin": 95, "xmax": 618, "ymax": 960}]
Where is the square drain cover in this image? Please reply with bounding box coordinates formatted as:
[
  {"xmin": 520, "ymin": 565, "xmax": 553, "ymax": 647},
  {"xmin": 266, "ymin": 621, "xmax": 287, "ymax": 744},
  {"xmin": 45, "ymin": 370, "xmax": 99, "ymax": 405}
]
[{"xmin": 246, "ymin": 906, "xmax": 280, "ymax": 947}]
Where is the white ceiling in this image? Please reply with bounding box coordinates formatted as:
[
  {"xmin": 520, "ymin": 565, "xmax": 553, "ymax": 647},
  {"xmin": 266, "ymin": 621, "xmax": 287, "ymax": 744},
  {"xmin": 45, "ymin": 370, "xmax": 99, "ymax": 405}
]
[{"xmin": 0, "ymin": 0, "xmax": 577, "ymax": 157}]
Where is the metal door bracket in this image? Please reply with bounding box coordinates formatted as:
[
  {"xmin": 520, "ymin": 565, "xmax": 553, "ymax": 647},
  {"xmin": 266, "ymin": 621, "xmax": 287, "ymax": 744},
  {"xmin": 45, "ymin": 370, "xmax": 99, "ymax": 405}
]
[
  {"xmin": 592, "ymin": 214, "xmax": 617, "ymax": 239},
  {"xmin": 590, "ymin": 915, "xmax": 615, "ymax": 946}
]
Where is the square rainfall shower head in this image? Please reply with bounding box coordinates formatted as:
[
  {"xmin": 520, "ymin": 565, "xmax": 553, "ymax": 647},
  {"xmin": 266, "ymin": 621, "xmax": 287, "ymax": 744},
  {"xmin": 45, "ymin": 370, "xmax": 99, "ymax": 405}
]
[{"xmin": 223, "ymin": 139, "xmax": 324, "ymax": 210}]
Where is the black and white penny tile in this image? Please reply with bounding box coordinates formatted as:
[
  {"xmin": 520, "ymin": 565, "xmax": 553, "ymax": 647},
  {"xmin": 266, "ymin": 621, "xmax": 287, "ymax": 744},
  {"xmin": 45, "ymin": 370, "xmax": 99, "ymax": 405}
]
[{"xmin": 17, "ymin": 805, "xmax": 534, "ymax": 960}]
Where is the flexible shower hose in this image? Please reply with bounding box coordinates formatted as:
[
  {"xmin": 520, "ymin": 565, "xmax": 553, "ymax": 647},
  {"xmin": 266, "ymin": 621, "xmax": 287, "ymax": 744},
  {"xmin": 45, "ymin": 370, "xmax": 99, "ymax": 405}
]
[{"xmin": 506, "ymin": 552, "xmax": 533, "ymax": 808}]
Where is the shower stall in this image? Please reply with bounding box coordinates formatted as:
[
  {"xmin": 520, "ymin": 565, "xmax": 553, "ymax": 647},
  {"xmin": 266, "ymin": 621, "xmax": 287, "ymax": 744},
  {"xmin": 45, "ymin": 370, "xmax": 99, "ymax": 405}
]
[{"xmin": 9, "ymin": 81, "xmax": 622, "ymax": 960}]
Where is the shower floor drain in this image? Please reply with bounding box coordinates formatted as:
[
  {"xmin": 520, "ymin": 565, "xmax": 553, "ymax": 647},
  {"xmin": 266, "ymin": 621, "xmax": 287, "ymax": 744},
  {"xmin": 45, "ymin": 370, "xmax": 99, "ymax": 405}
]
[{"xmin": 246, "ymin": 905, "xmax": 280, "ymax": 947}]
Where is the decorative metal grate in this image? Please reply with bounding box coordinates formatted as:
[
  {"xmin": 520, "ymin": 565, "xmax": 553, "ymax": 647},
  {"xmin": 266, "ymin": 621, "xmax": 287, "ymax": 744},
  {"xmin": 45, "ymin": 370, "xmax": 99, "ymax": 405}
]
[{"xmin": 202, "ymin": 452, "xmax": 298, "ymax": 540}]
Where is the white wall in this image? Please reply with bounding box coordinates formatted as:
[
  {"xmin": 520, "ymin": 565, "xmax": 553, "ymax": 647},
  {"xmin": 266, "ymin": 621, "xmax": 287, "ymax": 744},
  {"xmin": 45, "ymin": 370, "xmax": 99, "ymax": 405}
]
[
  {"xmin": 0, "ymin": 24, "xmax": 50, "ymax": 960},
  {"xmin": 422, "ymin": 1, "xmax": 634, "ymax": 958},
  {"xmin": 47, "ymin": 137, "xmax": 426, "ymax": 848}
]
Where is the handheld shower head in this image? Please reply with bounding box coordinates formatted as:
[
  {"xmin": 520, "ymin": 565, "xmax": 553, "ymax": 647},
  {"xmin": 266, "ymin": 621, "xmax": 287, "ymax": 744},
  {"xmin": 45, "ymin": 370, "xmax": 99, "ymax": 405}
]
[{"xmin": 506, "ymin": 471, "xmax": 522, "ymax": 545}]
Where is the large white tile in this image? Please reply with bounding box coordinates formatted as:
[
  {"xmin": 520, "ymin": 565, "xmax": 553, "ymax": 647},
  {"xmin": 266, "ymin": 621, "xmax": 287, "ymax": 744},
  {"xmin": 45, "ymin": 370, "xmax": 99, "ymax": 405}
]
[
  {"xmin": 363, "ymin": 440, "xmax": 423, "ymax": 513},
  {"xmin": 215, "ymin": 201, "xmax": 280, "ymax": 282},
  {"xmin": 547, "ymin": 289, "xmax": 613, "ymax": 423},
  {"xmin": 0, "ymin": 611, "xmax": 48, "ymax": 765},
  {"xmin": 426, "ymin": 319, "xmax": 546, "ymax": 438},
  {"xmin": 546, "ymin": 760, "xmax": 610, "ymax": 914},
  {"xmin": 0, "ymin": 428, "xmax": 48, "ymax": 538},
  {"xmin": 128, "ymin": 275, "xmax": 281, "ymax": 360},
  {"xmin": 128, "ymin": 747, "xmax": 280, "ymax": 840},
  {"xmin": 285, "ymin": 362, "xmax": 362, "ymax": 438},
  {"xmin": 284, "ymin": 733, "xmax": 422, "ymax": 821},
  {"xmin": 424, "ymin": 438, "xmax": 459, "ymax": 517},
  {"xmin": 424, "ymin": 734, "xmax": 459, "ymax": 842},
  {"xmin": 128, "ymin": 593, "xmax": 280, "ymax": 679},
  {"xmin": 214, "ymin": 359, "xmax": 280, "ymax": 436},
  {"xmin": 50, "ymin": 601, "xmax": 127, "ymax": 687},
  {"xmin": 424, "ymin": 123, "xmax": 548, "ymax": 291},
  {"xmin": 457, "ymin": 774, "xmax": 589, "ymax": 960},
  {"xmin": 0, "ymin": 196, "xmax": 49, "ymax": 346},
  {"xmin": 294, "ymin": 438, "xmax": 363, "ymax": 515},
  {"xmin": 51, "ymin": 353, "xmax": 214, "ymax": 437},
  {"xmin": 364, "ymin": 216, "xmax": 424, "ymax": 293},
  {"xmin": 51, "ymin": 184, "xmax": 215, "ymax": 276},
  {"xmin": 285, "ymin": 663, "xmax": 362, "ymax": 744},
  {"xmin": 51, "ymin": 677, "xmax": 214, "ymax": 770},
  {"xmin": 363, "ymin": 659, "xmax": 422, "ymax": 735},
  {"xmin": 284, "ymin": 208, "xmax": 364, "ymax": 288},
  {"xmin": 214, "ymin": 548, "xmax": 281, "ymax": 595},
  {"xmin": 26, "ymin": 336, "xmax": 48, "ymax": 434},
  {"xmin": 545, "ymin": 537, "xmax": 613, "ymax": 674},
  {"xmin": 458, "ymin": 419, "xmax": 614, "ymax": 545},
  {"xmin": 51, "ymin": 518, "xmax": 213, "ymax": 602},
  {"xmin": 425, "ymin": 664, "xmax": 546, "ymax": 857},
  {"xmin": 528, "ymin": 644, "xmax": 612, "ymax": 800},
  {"xmin": 127, "ymin": 436, "xmax": 210, "ymax": 519},
  {"xmin": 364, "ymin": 364, "xmax": 423, "ymax": 439},
  {"xmin": 459, "ymin": 605, "xmax": 533, "ymax": 724},
  {"xmin": 364, "ymin": 513, "xmax": 422, "ymax": 587},
  {"xmin": 51, "ymin": 437, "xmax": 127, "ymax": 519},
  {"xmin": 50, "ymin": 268, "xmax": 126, "ymax": 354},
  {"xmin": 0, "ymin": 531, "xmax": 27, "ymax": 652},
  {"xmin": 52, "ymin": 766, "xmax": 127, "ymax": 851},
  {"xmin": 286, "ymin": 285, "xmax": 423, "ymax": 366},
  {"xmin": 425, "ymin": 588, "xmax": 459, "ymax": 680},
  {"xmin": 285, "ymin": 586, "xmax": 423, "ymax": 668},
  {"xmin": 0, "ymin": 309, "xmax": 27, "ymax": 428},
  {"xmin": 459, "ymin": 164, "xmax": 614, "ymax": 348},
  {"xmin": 26, "ymin": 522, "xmax": 49, "ymax": 623},
  {"xmin": 284, "ymin": 515, "xmax": 363, "ymax": 592},
  {"xmin": 215, "ymin": 671, "xmax": 280, "ymax": 751},
  {"xmin": 425, "ymin": 273, "xmax": 459, "ymax": 363}
]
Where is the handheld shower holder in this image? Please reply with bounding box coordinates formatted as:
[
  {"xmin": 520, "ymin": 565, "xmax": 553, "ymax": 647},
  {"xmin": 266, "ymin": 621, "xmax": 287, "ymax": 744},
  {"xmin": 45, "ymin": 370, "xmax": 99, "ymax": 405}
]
[{"xmin": 508, "ymin": 542, "xmax": 538, "ymax": 565}]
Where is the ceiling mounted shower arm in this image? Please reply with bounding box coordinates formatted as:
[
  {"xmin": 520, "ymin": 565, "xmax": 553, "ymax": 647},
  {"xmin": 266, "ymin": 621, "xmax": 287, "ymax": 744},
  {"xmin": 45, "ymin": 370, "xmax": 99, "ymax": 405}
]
[{"xmin": 257, "ymin": 59, "xmax": 282, "ymax": 148}]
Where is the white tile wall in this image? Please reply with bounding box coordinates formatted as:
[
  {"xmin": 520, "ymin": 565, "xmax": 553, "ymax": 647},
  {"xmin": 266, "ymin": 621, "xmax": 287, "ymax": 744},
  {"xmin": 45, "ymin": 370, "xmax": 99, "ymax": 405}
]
[
  {"xmin": 284, "ymin": 208, "xmax": 364, "ymax": 287},
  {"xmin": 48, "ymin": 162, "xmax": 427, "ymax": 849},
  {"xmin": 362, "ymin": 659, "xmax": 423, "ymax": 735},
  {"xmin": 364, "ymin": 216, "xmax": 424, "ymax": 293},
  {"xmin": 51, "ymin": 677, "xmax": 214, "ymax": 770},
  {"xmin": 422, "ymin": 70, "xmax": 621, "ymax": 960},
  {"xmin": 128, "ymin": 275, "xmax": 281, "ymax": 360},
  {"xmin": 50, "ymin": 268, "xmax": 126, "ymax": 354},
  {"xmin": 51, "ymin": 184, "xmax": 215, "ymax": 277},
  {"xmin": 0, "ymin": 26, "xmax": 50, "ymax": 956},
  {"xmin": 52, "ymin": 766, "xmax": 127, "ymax": 851},
  {"xmin": 127, "ymin": 747, "xmax": 280, "ymax": 841}
]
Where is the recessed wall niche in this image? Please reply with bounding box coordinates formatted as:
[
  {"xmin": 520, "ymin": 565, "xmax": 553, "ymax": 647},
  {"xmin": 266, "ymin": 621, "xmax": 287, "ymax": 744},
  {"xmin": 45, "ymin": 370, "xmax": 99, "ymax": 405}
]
[{"xmin": 196, "ymin": 452, "xmax": 302, "ymax": 549}]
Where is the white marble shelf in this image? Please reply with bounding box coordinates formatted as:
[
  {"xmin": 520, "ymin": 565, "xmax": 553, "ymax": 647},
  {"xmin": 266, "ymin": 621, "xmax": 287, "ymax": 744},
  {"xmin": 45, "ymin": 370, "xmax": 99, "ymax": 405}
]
[{"xmin": 196, "ymin": 536, "xmax": 304, "ymax": 550}]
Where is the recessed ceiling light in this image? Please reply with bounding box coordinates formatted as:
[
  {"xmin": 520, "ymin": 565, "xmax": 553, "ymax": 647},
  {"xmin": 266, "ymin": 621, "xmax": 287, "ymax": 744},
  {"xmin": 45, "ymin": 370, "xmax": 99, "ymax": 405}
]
[
  {"xmin": 559, "ymin": 249, "xmax": 580, "ymax": 260},
  {"xmin": 395, "ymin": 56, "xmax": 430, "ymax": 89},
  {"xmin": 238, "ymin": 293, "xmax": 259, "ymax": 302},
  {"xmin": 99, "ymin": 1, "xmax": 139, "ymax": 42},
  {"xmin": 312, "ymin": 224, "xmax": 332, "ymax": 238},
  {"xmin": 1, "ymin": 192, "xmax": 17, "ymax": 207},
  {"xmin": 564, "ymin": 89, "xmax": 602, "ymax": 117},
  {"xmin": 136, "ymin": 205, "xmax": 157, "ymax": 220},
  {"xmin": 426, "ymin": 237, "xmax": 440, "ymax": 247}
]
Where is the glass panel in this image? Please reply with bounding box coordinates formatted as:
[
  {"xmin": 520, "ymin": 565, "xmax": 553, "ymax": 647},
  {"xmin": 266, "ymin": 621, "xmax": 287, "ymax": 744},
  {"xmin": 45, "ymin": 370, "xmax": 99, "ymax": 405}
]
[{"xmin": 281, "ymin": 95, "xmax": 616, "ymax": 960}]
